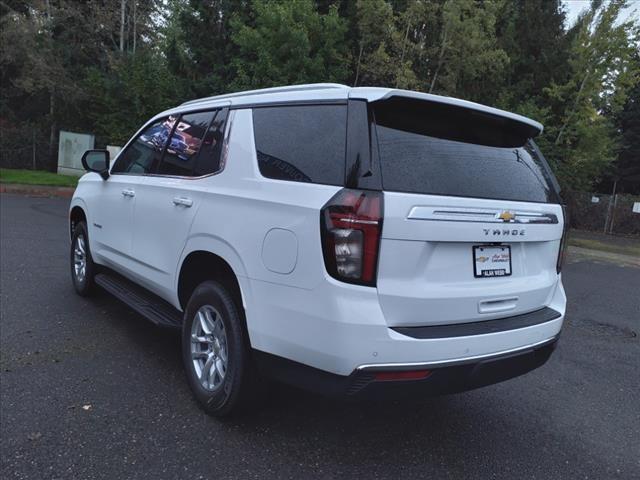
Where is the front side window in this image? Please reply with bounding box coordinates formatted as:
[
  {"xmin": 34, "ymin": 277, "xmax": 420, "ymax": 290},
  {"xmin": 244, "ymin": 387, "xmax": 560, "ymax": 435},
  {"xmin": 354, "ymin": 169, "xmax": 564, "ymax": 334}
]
[
  {"xmin": 252, "ymin": 105, "xmax": 347, "ymax": 186},
  {"xmin": 193, "ymin": 109, "xmax": 228, "ymax": 177},
  {"xmin": 157, "ymin": 111, "xmax": 216, "ymax": 176},
  {"xmin": 112, "ymin": 116, "xmax": 177, "ymax": 174}
]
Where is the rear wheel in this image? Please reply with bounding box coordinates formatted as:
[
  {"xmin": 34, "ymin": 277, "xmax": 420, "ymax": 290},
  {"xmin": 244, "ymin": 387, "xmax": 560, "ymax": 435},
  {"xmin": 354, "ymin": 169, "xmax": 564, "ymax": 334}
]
[
  {"xmin": 182, "ymin": 280, "xmax": 261, "ymax": 417},
  {"xmin": 70, "ymin": 221, "xmax": 96, "ymax": 296}
]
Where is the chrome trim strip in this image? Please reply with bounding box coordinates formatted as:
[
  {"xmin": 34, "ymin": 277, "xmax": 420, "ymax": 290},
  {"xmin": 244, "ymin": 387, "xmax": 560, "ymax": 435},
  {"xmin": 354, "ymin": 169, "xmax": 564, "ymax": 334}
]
[
  {"xmin": 340, "ymin": 218, "xmax": 379, "ymax": 225},
  {"xmin": 355, "ymin": 336, "xmax": 559, "ymax": 372},
  {"xmin": 407, "ymin": 206, "xmax": 558, "ymax": 224}
]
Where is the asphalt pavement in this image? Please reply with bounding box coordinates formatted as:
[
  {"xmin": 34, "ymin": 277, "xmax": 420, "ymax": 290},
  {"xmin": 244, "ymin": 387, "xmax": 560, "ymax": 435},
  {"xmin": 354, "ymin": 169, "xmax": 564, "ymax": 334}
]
[{"xmin": 1, "ymin": 193, "xmax": 639, "ymax": 480}]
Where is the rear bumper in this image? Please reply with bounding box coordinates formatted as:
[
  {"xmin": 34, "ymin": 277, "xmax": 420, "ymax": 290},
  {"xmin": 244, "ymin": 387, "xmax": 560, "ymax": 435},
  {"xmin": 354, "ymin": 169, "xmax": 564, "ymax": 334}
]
[
  {"xmin": 255, "ymin": 335, "xmax": 559, "ymax": 399},
  {"xmin": 247, "ymin": 275, "xmax": 566, "ymax": 376}
]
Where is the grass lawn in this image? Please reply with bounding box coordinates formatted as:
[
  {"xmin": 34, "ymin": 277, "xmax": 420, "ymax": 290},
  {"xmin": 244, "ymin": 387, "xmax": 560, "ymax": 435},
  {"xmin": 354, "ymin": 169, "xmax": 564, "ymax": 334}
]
[
  {"xmin": 568, "ymin": 237, "xmax": 640, "ymax": 257},
  {"xmin": 0, "ymin": 168, "xmax": 79, "ymax": 188},
  {"xmin": 568, "ymin": 231, "xmax": 640, "ymax": 257}
]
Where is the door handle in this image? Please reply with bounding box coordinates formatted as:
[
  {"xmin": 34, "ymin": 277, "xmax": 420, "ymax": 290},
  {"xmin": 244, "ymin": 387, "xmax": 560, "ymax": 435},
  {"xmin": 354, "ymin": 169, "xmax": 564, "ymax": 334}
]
[
  {"xmin": 172, "ymin": 197, "xmax": 193, "ymax": 207},
  {"xmin": 121, "ymin": 189, "xmax": 135, "ymax": 198}
]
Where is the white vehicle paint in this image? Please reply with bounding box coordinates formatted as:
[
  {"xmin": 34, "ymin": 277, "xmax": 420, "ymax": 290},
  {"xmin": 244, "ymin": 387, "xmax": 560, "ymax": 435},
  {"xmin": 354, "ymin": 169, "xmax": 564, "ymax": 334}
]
[{"xmin": 70, "ymin": 84, "xmax": 567, "ymax": 405}]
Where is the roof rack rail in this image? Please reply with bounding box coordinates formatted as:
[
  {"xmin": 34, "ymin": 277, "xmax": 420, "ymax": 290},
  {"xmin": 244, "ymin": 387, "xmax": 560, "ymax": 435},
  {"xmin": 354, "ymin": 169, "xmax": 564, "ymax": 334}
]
[{"xmin": 180, "ymin": 83, "xmax": 349, "ymax": 106}]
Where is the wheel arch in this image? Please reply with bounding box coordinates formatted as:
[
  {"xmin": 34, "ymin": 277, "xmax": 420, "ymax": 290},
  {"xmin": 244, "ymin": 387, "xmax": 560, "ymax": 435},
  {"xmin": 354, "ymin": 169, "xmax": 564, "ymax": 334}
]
[
  {"xmin": 176, "ymin": 245, "xmax": 250, "ymax": 317},
  {"xmin": 69, "ymin": 204, "xmax": 87, "ymax": 239}
]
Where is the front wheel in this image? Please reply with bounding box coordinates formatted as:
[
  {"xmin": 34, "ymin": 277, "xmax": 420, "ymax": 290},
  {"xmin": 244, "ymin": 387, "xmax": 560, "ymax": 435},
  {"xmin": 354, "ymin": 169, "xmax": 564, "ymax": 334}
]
[
  {"xmin": 70, "ymin": 221, "xmax": 96, "ymax": 296},
  {"xmin": 182, "ymin": 281, "xmax": 262, "ymax": 417}
]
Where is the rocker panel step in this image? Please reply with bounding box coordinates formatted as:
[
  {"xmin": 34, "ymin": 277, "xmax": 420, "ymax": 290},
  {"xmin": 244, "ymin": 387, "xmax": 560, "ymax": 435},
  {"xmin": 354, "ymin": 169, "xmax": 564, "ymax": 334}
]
[{"xmin": 95, "ymin": 273, "xmax": 182, "ymax": 329}]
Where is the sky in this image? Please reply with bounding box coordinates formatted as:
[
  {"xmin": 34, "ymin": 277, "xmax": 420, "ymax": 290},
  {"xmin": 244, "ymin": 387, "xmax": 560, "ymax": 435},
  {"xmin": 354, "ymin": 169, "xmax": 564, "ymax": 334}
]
[{"xmin": 564, "ymin": 0, "xmax": 640, "ymax": 27}]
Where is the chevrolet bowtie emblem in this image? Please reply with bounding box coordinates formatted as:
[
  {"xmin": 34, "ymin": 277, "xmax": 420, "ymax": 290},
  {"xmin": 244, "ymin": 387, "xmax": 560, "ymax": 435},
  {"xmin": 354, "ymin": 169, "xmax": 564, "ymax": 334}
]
[{"xmin": 497, "ymin": 210, "xmax": 516, "ymax": 222}]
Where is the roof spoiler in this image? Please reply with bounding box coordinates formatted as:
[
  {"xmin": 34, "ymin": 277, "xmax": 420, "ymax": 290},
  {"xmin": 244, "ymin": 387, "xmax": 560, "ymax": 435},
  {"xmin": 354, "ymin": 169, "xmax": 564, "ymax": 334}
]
[
  {"xmin": 371, "ymin": 94, "xmax": 542, "ymax": 148},
  {"xmin": 356, "ymin": 89, "xmax": 543, "ymax": 136}
]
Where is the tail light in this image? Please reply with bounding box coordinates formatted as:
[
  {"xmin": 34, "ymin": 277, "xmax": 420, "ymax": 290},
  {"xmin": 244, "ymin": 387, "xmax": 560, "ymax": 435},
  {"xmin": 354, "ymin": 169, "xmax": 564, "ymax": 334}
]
[
  {"xmin": 556, "ymin": 205, "xmax": 569, "ymax": 273},
  {"xmin": 320, "ymin": 189, "xmax": 383, "ymax": 286}
]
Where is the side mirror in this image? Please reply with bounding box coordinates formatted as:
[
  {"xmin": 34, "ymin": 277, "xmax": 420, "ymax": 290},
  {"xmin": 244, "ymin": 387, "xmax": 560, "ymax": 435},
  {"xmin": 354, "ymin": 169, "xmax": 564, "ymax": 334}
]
[{"xmin": 81, "ymin": 150, "xmax": 110, "ymax": 180}]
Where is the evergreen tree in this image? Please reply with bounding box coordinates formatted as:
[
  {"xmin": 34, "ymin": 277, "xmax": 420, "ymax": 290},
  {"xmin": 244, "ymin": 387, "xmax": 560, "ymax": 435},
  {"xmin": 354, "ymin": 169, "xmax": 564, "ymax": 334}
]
[
  {"xmin": 428, "ymin": 0, "xmax": 509, "ymax": 105},
  {"xmin": 229, "ymin": 0, "xmax": 349, "ymax": 90},
  {"xmin": 496, "ymin": 0, "xmax": 570, "ymax": 109}
]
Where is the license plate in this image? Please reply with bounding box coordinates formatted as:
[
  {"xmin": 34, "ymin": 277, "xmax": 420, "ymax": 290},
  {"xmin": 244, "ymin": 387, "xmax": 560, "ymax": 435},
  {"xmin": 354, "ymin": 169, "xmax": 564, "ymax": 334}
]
[{"xmin": 473, "ymin": 245, "xmax": 511, "ymax": 278}]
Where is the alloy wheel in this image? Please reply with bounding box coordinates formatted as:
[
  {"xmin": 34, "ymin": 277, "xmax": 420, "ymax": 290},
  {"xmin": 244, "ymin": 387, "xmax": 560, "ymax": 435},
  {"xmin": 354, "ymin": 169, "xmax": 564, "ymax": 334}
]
[
  {"xmin": 190, "ymin": 305, "xmax": 228, "ymax": 391},
  {"xmin": 73, "ymin": 234, "xmax": 87, "ymax": 283}
]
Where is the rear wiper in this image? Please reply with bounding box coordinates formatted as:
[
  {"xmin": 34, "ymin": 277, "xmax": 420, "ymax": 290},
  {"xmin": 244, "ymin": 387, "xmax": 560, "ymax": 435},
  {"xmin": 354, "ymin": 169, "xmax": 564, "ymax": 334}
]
[{"xmin": 513, "ymin": 149, "xmax": 549, "ymax": 192}]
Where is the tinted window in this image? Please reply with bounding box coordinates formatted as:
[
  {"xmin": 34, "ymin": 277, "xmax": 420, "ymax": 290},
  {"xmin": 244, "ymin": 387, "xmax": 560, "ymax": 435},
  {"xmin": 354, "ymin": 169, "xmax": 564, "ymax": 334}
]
[
  {"xmin": 253, "ymin": 105, "xmax": 347, "ymax": 185},
  {"xmin": 157, "ymin": 111, "xmax": 215, "ymax": 176},
  {"xmin": 193, "ymin": 109, "xmax": 228, "ymax": 177},
  {"xmin": 373, "ymin": 100, "xmax": 557, "ymax": 203},
  {"xmin": 112, "ymin": 116, "xmax": 176, "ymax": 174}
]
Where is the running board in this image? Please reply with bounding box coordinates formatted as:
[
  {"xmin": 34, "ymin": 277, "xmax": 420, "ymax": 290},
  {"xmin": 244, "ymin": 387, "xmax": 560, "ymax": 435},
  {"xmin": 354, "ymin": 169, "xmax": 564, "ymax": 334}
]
[{"xmin": 95, "ymin": 273, "xmax": 182, "ymax": 329}]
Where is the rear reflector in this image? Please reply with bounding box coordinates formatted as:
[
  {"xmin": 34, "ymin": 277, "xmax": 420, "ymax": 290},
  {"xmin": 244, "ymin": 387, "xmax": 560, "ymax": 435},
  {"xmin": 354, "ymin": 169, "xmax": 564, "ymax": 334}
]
[{"xmin": 374, "ymin": 370, "xmax": 431, "ymax": 382}]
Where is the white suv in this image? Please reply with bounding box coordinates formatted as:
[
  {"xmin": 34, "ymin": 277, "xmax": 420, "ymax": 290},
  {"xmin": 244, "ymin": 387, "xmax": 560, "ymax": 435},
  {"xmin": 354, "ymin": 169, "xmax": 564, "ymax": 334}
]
[{"xmin": 70, "ymin": 84, "xmax": 567, "ymax": 416}]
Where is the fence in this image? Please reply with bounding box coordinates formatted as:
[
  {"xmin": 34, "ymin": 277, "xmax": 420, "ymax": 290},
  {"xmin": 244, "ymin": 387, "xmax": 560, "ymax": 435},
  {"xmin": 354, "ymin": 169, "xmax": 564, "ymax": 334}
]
[
  {"xmin": 564, "ymin": 190, "xmax": 640, "ymax": 236},
  {"xmin": 0, "ymin": 125, "xmax": 55, "ymax": 172}
]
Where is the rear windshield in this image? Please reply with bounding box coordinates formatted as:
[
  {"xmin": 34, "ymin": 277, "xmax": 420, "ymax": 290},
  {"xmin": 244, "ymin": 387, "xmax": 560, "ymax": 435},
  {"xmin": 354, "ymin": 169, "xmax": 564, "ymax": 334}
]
[{"xmin": 373, "ymin": 98, "xmax": 558, "ymax": 203}]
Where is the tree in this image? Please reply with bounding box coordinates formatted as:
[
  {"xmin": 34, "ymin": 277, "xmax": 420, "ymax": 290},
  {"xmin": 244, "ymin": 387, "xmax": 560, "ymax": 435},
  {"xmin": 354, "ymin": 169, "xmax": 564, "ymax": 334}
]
[
  {"xmin": 1, "ymin": 1, "xmax": 169, "ymax": 154},
  {"xmin": 496, "ymin": 0, "xmax": 570, "ymax": 110},
  {"xmin": 163, "ymin": 0, "xmax": 249, "ymax": 98},
  {"xmin": 541, "ymin": 0, "xmax": 640, "ymax": 190},
  {"xmin": 428, "ymin": 0, "xmax": 509, "ymax": 105},
  {"xmin": 1, "ymin": 2, "xmax": 80, "ymax": 165},
  {"xmin": 353, "ymin": 0, "xmax": 395, "ymax": 86},
  {"xmin": 229, "ymin": 0, "xmax": 350, "ymax": 90},
  {"xmin": 84, "ymin": 52, "xmax": 187, "ymax": 146},
  {"xmin": 604, "ymin": 59, "xmax": 640, "ymax": 194}
]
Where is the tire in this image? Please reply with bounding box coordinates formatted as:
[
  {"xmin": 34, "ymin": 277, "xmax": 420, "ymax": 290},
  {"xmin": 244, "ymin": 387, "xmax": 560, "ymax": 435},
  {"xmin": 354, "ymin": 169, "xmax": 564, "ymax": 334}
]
[
  {"xmin": 70, "ymin": 221, "xmax": 96, "ymax": 296},
  {"xmin": 182, "ymin": 280, "xmax": 261, "ymax": 417}
]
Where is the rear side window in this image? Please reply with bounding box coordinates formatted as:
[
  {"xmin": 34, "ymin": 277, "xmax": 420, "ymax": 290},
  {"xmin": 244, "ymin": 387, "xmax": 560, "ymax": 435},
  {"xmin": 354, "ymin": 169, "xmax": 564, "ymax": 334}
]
[
  {"xmin": 373, "ymin": 99, "xmax": 557, "ymax": 203},
  {"xmin": 157, "ymin": 111, "xmax": 215, "ymax": 177},
  {"xmin": 112, "ymin": 116, "xmax": 177, "ymax": 174},
  {"xmin": 252, "ymin": 105, "xmax": 347, "ymax": 186}
]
